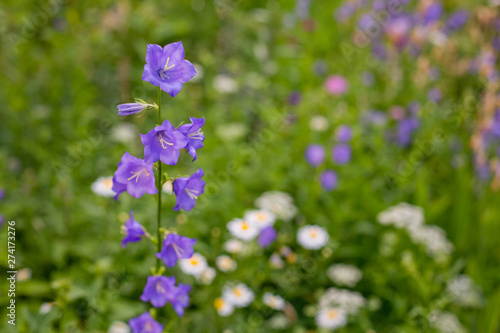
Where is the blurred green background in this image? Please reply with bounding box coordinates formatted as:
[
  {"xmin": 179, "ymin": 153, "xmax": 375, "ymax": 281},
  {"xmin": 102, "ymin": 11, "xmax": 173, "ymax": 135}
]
[{"xmin": 1, "ymin": 0, "xmax": 500, "ymax": 332}]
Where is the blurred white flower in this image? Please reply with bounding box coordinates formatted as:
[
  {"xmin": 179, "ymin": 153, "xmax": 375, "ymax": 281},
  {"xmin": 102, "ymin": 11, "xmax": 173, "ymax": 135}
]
[
  {"xmin": 319, "ymin": 288, "xmax": 366, "ymax": 315},
  {"xmin": 446, "ymin": 275, "xmax": 482, "ymax": 307},
  {"xmin": 214, "ymin": 297, "xmax": 234, "ymax": 316},
  {"xmin": 191, "ymin": 63, "xmax": 204, "ymax": 82},
  {"xmin": 327, "ymin": 264, "xmax": 362, "ymax": 287},
  {"xmin": 198, "ymin": 267, "xmax": 216, "ymax": 285},
  {"xmin": 91, "ymin": 176, "xmax": 115, "ymax": 197},
  {"xmin": 216, "ymin": 255, "xmax": 237, "ymax": 272},
  {"xmin": 216, "ymin": 123, "xmax": 247, "ymax": 141},
  {"xmin": 309, "ymin": 115, "xmax": 329, "ymax": 132},
  {"xmin": 179, "ymin": 253, "xmax": 208, "ymax": 277},
  {"xmin": 255, "ymin": 191, "xmax": 298, "ymax": 222},
  {"xmin": 108, "ymin": 321, "xmax": 130, "ymax": 333},
  {"xmin": 162, "ymin": 180, "xmax": 173, "ymax": 194},
  {"xmin": 223, "ymin": 283, "xmax": 255, "ymax": 308},
  {"xmin": 428, "ymin": 311, "xmax": 466, "ymax": 333},
  {"xmin": 227, "ymin": 218, "xmax": 259, "ymax": 241},
  {"xmin": 297, "ymin": 225, "xmax": 329, "ymax": 250},
  {"xmin": 407, "ymin": 224, "xmax": 454, "ymax": 260},
  {"xmin": 17, "ymin": 268, "xmax": 32, "ymax": 281},
  {"xmin": 253, "ymin": 43, "xmax": 269, "ymax": 60},
  {"xmin": 263, "ymin": 292, "xmax": 285, "ymax": 310},
  {"xmin": 270, "ymin": 253, "xmax": 285, "ymax": 269},
  {"xmin": 244, "ymin": 209, "xmax": 276, "ymax": 230},
  {"xmin": 377, "ymin": 203, "xmax": 424, "ymax": 229},
  {"xmin": 315, "ymin": 307, "xmax": 347, "ymax": 330},
  {"xmin": 224, "ymin": 239, "xmax": 244, "ymax": 254},
  {"xmin": 213, "ymin": 74, "xmax": 238, "ymax": 93},
  {"xmin": 39, "ymin": 302, "xmax": 55, "ymax": 314},
  {"xmin": 110, "ymin": 123, "xmax": 137, "ymax": 144}
]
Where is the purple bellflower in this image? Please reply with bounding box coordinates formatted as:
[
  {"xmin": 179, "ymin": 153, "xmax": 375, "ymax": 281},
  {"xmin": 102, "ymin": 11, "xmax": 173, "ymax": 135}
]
[
  {"xmin": 141, "ymin": 119, "xmax": 188, "ymax": 165},
  {"xmin": 173, "ymin": 169, "xmax": 205, "ymax": 211},
  {"xmin": 445, "ymin": 10, "xmax": 469, "ymax": 32},
  {"xmin": 142, "ymin": 42, "xmax": 197, "ymax": 97},
  {"xmin": 112, "ymin": 175, "xmax": 127, "ymax": 201},
  {"xmin": 140, "ymin": 275, "xmax": 176, "ymax": 307},
  {"xmin": 178, "ymin": 117, "xmax": 205, "ymax": 161},
  {"xmin": 156, "ymin": 233, "xmax": 197, "ymax": 267},
  {"xmin": 332, "ymin": 144, "xmax": 352, "ymax": 164},
  {"xmin": 258, "ymin": 226, "xmax": 277, "ymax": 248},
  {"xmin": 397, "ymin": 117, "xmax": 420, "ymax": 147},
  {"xmin": 305, "ymin": 144, "xmax": 325, "ymax": 167},
  {"xmin": 113, "ymin": 152, "xmax": 157, "ymax": 199},
  {"xmin": 129, "ymin": 312, "xmax": 164, "ymax": 333},
  {"xmin": 320, "ymin": 169, "xmax": 338, "ymax": 191},
  {"xmin": 170, "ymin": 282, "xmax": 192, "ymax": 317},
  {"xmin": 117, "ymin": 99, "xmax": 157, "ymax": 116},
  {"xmin": 122, "ymin": 211, "xmax": 146, "ymax": 248}
]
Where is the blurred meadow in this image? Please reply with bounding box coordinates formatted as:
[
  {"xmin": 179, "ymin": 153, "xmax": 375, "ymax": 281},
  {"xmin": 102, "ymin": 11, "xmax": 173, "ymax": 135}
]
[{"xmin": 1, "ymin": 0, "xmax": 500, "ymax": 332}]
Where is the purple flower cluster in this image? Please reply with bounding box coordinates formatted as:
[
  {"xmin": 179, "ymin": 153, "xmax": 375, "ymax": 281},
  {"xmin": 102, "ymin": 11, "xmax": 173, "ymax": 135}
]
[
  {"xmin": 108, "ymin": 42, "xmax": 205, "ymax": 332},
  {"xmin": 337, "ymin": 0, "xmax": 469, "ymax": 57},
  {"xmin": 304, "ymin": 124, "xmax": 353, "ymax": 191}
]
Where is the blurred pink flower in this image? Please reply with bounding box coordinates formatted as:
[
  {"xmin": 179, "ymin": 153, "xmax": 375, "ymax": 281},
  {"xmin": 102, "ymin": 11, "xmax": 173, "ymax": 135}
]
[{"xmin": 324, "ymin": 75, "xmax": 348, "ymax": 95}]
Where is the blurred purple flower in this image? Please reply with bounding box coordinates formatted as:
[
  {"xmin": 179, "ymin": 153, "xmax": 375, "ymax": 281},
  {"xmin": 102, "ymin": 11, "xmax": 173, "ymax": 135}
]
[
  {"xmin": 141, "ymin": 119, "xmax": 188, "ymax": 165},
  {"xmin": 156, "ymin": 233, "xmax": 197, "ymax": 268},
  {"xmin": 397, "ymin": 118, "xmax": 420, "ymax": 147},
  {"xmin": 363, "ymin": 110, "xmax": 387, "ymax": 126},
  {"xmin": 288, "ymin": 91, "xmax": 302, "ymax": 106},
  {"xmin": 129, "ymin": 312, "xmax": 163, "ymax": 333},
  {"xmin": 319, "ymin": 169, "xmax": 337, "ymax": 191},
  {"xmin": 142, "ymin": 42, "xmax": 197, "ymax": 97},
  {"xmin": 336, "ymin": 125, "xmax": 352, "ymax": 142},
  {"xmin": 332, "ymin": 144, "xmax": 352, "ymax": 164},
  {"xmin": 335, "ymin": 3, "xmax": 356, "ymax": 22},
  {"xmin": 361, "ymin": 71, "xmax": 374, "ymax": 86},
  {"xmin": 0, "ymin": 189, "xmax": 4, "ymax": 201},
  {"xmin": 170, "ymin": 282, "xmax": 191, "ymax": 317},
  {"xmin": 324, "ymin": 75, "xmax": 348, "ymax": 95},
  {"xmin": 428, "ymin": 88, "xmax": 442, "ymax": 102},
  {"xmin": 423, "ymin": 3, "xmax": 443, "ymax": 25},
  {"xmin": 258, "ymin": 226, "xmax": 278, "ymax": 248},
  {"xmin": 312, "ymin": 60, "xmax": 328, "ymax": 76},
  {"xmin": 140, "ymin": 275, "xmax": 176, "ymax": 307},
  {"xmin": 305, "ymin": 144, "xmax": 326, "ymax": 167},
  {"xmin": 445, "ymin": 10, "xmax": 469, "ymax": 32},
  {"xmin": 178, "ymin": 117, "xmax": 205, "ymax": 161},
  {"xmin": 173, "ymin": 169, "xmax": 205, "ymax": 211},
  {"xmin": 122, "ymin": 211, "xmax": 146, "ymax": 248},
  {"xmin": 113, "ymin": 152, "xmax": 157, "ymax": 199}
]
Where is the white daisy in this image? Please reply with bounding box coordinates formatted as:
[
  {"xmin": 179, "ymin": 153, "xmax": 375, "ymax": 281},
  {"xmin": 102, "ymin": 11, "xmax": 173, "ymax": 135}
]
[
  {"xmin": 327, "ymin": 264, "xmax": 363, "ymax": 287},
  {"xmin": 198, "ymin": 267, "xmax": 216, "ymax": 285},
  {"xmin": 297, "ymin": 225, "xmax": 329, "ymax": 249},
  {"xmin": 244, "ymin": 209, "xmax": 276, "ymax": 229},
  {"xmin": 222, "ymin": 283, "xmax": 255, "ymax": 308},
  {"xmin": 227, "ymin": 218, "xmax": 259, "ymax": 241},
  {"xmin": 224, "ymin": 239, "xmax": 244, "ymax": 254},
  {"xmin": 179, "ymin": 253, "xmax": 208, "ymax": 277},
  {"xmin": 254, "ymin": 191, "xmax": 298, "ymax": 221},
  {"xmin": 91, "ymin": 176, "xmax": 115, "ymax": 197},
  {"xmin": 108, "ymin": 321, "xmax": 130, "ymax": 333},
  {"xmin": 263, "ymin": 292, "xmax": 286, "ymax": 310},
  {"xmin": 315, "ymin": 307, "xmax": 347, "ymax": 330},
  {"xmin": 214, "ymin": 297, "xmax": 234, "ymax": 316},
  {"xmin": 216, "ymin": 255, "xmax": 237, "ymax": 272}
]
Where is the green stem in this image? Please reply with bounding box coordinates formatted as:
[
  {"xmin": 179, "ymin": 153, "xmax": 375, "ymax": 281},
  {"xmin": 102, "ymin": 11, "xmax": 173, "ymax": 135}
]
[{"xmin": 156, "ymin": 86, "xmax": 162, "ymax": 271}]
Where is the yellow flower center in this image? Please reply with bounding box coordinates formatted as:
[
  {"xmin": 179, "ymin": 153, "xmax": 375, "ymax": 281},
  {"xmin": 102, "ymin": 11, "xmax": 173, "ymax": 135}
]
[
  {"xmin": 214, "ymin": 298, "xmax": 225, "ymax": 310},
  {"xmin": 327, "ymin": 309, "xmax": 338, "ymax": 319}
]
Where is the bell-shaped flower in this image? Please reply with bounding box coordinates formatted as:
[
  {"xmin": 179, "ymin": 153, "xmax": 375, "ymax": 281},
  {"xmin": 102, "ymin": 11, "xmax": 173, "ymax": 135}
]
[
  {"xmin": 113, "ymin": 152, "xmax": 157, "ymax": 199},
  {"xmin": 173, "ymin": 169, "xmax": 205, "ymax": 212},
  {"xmin": 141, "ymin": 119, "xmax": 188, "ymax": 165}
]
